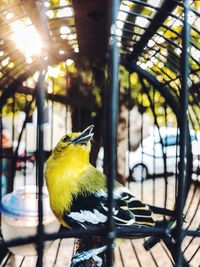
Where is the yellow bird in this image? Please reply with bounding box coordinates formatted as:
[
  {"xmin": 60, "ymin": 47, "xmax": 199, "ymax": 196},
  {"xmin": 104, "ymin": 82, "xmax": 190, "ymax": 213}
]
[{"xmin": 45, "ymin": 125, "xmax": 154, "ymax": 266}]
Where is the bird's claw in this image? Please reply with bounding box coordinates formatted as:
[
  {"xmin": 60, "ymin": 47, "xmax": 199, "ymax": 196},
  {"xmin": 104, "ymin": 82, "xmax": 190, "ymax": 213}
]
[
  {"xmin": 70, "ymin": 245, "xmax": 107, "ymax": 267},
  {"xmin": 92, "ymin": 255, "xmax": 103, "ymax": 267}
]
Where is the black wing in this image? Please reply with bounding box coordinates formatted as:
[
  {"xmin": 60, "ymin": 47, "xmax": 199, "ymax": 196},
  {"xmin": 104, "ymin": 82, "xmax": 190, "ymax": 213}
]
[
  {"xmin": 62, "ymin": 187, "xmax": 154, "ymax": 232},
  {"xmin": 119, "ymin": 189, "xmax": 155, "ymax": 227},
  {"xmin": 62, "ymin": 193, "xmax": 107, "ymax": 230}
]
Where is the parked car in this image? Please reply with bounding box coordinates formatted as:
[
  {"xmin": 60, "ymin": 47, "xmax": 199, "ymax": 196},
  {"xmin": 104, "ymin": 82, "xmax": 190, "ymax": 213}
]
[
  {"xmin": 129, "ymin": 127, "xmax": 200, "ymax": 182},
  {"xmin": 96, "ymin": 127, "xmax": 200, "ymax": 182}
]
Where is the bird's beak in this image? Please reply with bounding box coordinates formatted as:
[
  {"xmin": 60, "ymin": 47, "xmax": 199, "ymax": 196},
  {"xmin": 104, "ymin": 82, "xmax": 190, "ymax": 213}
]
[{"xmin": 72, "ymin": 125, "xmax": 94, "ymax": 145}]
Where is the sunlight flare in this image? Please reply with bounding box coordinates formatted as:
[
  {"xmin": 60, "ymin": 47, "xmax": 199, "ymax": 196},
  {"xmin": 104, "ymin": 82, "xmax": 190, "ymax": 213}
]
[{"xmin": 10, "ymin": 20, "xmax": 43, "ymax": 57}]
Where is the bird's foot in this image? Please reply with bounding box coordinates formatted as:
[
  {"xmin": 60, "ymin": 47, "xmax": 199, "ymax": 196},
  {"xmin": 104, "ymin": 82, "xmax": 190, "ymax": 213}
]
[{"xmin": 70, "ymin": 245, "xmax": 107, "ymax": 267}]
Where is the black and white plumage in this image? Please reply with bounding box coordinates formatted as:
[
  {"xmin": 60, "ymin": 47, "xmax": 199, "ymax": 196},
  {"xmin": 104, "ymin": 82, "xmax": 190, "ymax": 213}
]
[
  {"xmin": 62, "ymin": 186, "xmax": 155, "ymax": 235},
  {"xmin": 64, "ymin": 186, "xmax": 155, "ymax": 266}
]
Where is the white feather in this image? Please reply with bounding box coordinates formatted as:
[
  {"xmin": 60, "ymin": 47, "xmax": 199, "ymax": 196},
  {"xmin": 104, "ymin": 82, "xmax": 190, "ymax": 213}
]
[
  {"xmin": 69, "ymin": 212, "xmax": 85, "ymax": 223},
  {"xmin": 69, "ymin": 209, "xmax": 108, "ymax": 225},
  {"xmin": 93, "ymin": 209, "xmax": 107, "ymax": 223}
]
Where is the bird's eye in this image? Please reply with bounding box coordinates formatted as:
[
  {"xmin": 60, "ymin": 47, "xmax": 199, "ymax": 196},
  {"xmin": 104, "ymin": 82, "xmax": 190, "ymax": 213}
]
[{"xmin": 63, "ymin": 135, "xmax": 70, "ymax": 142}]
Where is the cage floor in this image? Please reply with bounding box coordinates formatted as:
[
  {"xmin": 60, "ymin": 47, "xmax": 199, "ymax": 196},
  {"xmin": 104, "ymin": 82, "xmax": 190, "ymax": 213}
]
[{"xmin": 1, "ymin": 178, "xmax": 199, "ymax": 267}]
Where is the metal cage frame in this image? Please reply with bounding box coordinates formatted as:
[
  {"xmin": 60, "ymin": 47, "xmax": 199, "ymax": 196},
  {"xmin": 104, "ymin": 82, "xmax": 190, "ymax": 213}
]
[{"xmin": 0, "ymin": 0, "xmax": 200, "ymax": 267}]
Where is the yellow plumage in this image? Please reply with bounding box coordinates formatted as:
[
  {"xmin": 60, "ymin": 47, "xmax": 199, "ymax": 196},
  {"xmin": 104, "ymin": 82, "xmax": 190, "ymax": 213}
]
[
  {"xmin": 45, "ymin": 125, "xmax": 155, "ymax": 231},
  {"xmin": 45, "ymin": 131, "xmax": 106, "ymax": 224}
]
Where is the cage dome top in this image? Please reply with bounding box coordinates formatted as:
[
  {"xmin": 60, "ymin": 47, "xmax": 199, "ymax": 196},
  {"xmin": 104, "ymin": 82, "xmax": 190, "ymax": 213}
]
[{"xmin": 0, "ymin": 0, "xmax": 199, "ymax": 110}]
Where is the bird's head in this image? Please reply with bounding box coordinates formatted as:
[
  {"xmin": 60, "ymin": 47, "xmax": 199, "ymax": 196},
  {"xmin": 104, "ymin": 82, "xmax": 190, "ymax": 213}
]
[{"xmin": 52, "ymin": 125, "xmax": 94, "ymax": 159}]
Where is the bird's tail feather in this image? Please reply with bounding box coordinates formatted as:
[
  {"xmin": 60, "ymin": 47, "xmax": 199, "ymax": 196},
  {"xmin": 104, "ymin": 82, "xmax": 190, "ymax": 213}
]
[{"xmin": 120, "ymin": 191, "xmax": 155, "ymax": 227}]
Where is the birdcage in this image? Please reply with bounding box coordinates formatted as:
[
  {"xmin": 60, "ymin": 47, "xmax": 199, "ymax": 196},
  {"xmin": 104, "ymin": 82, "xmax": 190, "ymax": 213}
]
[{"xmin": 0, "ymin": 0, "xmax": 199, "ymax": 267}]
